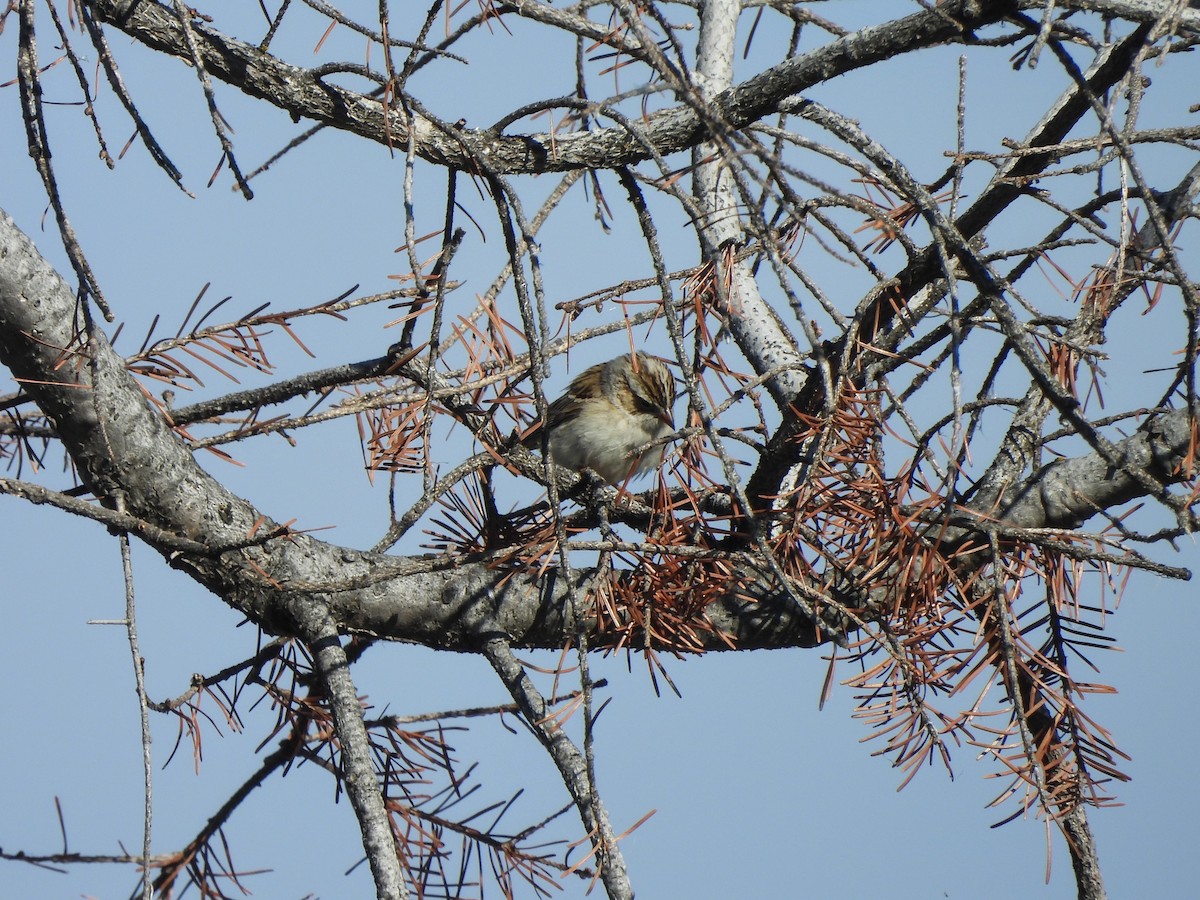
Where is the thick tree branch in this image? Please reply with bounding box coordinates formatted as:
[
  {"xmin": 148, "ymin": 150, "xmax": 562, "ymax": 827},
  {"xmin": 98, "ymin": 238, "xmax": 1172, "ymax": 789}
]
[
  {"xmin": 0, "ymin": 208, "xmax": 1191, "ymax": 659},
  {"xmin": 981, "ymin": 404, "xmax": 1198, "ymax": 528},
  {"xmin": 81, "ymin": 0, "xmax": 1017, "ymax": 175},
  {"xmin": 0, "ymin": 205, "xmax": 836, "ymax": 653},
  {"xmin": 6, "ymin": 3, "xmax": 1198, "ymax": 897},
  {"xmin": 294, "ymin": 603, "xmax": 408, "ymax": 900},
  {"xmin": 746, "ymin": 23, "xmax": 1155, "ymax": 513},
  {"xmin": 483, "ymin": 638, "xmax": 632, "ymax": 900},
  {"xmin": 690, "ymin": 0, "xmax": 807, "ymax": 407}
]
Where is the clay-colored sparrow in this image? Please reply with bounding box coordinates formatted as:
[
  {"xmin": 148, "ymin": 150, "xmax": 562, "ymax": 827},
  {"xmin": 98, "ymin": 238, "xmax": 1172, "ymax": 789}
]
[{"xmin": 536, "ymin": 352, "xmax": 676, "ymax": 485}]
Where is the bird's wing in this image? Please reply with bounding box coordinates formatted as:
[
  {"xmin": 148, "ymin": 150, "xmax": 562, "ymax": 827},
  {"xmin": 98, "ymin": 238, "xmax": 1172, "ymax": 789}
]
[{"xmin": 545, "ymin": 362, "xmax": 605, "ymax": 429}]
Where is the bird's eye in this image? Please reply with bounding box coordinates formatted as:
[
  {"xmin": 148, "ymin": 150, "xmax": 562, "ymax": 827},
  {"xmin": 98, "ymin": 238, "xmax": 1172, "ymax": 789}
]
[{"xmin": 633, "ymin": 393, "xmax": 671, "ymax": 423}]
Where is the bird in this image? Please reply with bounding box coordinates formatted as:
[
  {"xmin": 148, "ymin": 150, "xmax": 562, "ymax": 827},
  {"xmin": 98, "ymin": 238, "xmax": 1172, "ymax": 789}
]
[{"xmin": 530, "ymin": 352, "xmax": 677, "ymax": 485}]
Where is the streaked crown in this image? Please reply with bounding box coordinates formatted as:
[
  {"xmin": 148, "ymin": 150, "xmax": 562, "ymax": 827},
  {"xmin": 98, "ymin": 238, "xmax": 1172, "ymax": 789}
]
[{"xmin": 607, "ymin": 352, "xmax": 675, "ymax": 427}]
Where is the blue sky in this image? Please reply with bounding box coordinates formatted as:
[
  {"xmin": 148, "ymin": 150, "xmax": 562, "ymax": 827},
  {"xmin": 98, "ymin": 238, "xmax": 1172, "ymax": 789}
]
[{"xmin": 1, "ymin": 3, "xmax": 1197, "ymax": 898}]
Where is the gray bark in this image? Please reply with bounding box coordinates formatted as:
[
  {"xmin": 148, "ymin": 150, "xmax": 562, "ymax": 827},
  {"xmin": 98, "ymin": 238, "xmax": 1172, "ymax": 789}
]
[
  {"xmin": 82, "ymin": 0, "xmax": 1016, "ymax": 175},
  {"xmin": 1, "ymin": 206, "xmax": 1192, "ymax": 655}
]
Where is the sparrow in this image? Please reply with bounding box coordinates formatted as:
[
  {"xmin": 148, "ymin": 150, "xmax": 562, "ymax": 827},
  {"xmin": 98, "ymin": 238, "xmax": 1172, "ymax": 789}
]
[{"xmin": 532, "ymin": 352, "xmax": 676, "ymax": 485}]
